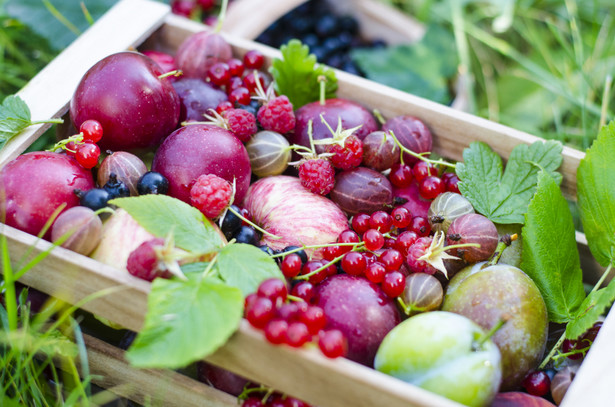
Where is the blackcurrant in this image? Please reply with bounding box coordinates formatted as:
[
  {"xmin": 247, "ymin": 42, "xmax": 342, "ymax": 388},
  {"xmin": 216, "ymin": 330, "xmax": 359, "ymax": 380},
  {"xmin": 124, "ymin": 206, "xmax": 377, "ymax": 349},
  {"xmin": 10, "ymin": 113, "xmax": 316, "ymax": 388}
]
[
  {"xmin": 103, "ymin": 173, "xmax": 130, "ymax": 199},
  {"xmin": 233, "ymin": 225, "xmax": 261, "ymax": 246},
  {"xmin": 282, "ymin": 245, "xmax": 308, "ymax": 265},
  {"xmin": 74, "ymin": 188, "xmax": 110, "ymax": 211},
  {"xmin": 137, "ymin": 171, "xmax": 169, "ymax": 195},
  {"xmin": 221, "ymin": 205, "xmax": 242, "ymax": 240}
]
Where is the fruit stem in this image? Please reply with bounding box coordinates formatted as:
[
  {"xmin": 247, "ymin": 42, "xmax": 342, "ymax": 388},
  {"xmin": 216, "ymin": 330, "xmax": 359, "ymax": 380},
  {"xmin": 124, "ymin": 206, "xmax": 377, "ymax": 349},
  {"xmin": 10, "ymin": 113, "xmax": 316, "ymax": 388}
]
[
  {"xmin": 214, "ymin": 0, "xmax": 229, "ymax": 33},
  {"xmin": 372, "ymin": 109, "xmax": 386, "ymax": 125},
  {"xmin": 539, "ymin": 332, "xmax": 566, "ymax": 370},
  {"xmin": 396, "ymin": 297, "xmax": 428, "ymax": 316},
  {"xmin": 47, "ymin": 133, "xmax": 83, "ymax": 152},
  {"xmin": 318, "ymin": 75, "xmax": 326, "ymax": 106},
  {"xmin": 286, "ymin": 294, "xmax": 304, "ymax": 302},
  {"xmin": 588, "ymin": 262, "xmax": 613, "ymax": 295},
  {"xmin": 269, "ymin": 242, "xmax": 361, "ymax": 258},
  {"xmin": 474, "ymin": 317, "xmax": 508, "ymax": 350},
  {"xmin": 294, "ymin": 253, "xmax": 346, "ymax": 281},
  {"xmin": 200, "ymin": 253, "xmax": 219, "ymax": 280},
  {"xmin": 487, "ymin": 233, "xmax": 518, "ymax": 266},
  {"xmin": 31, "ymin": 118, "xmax": 64, "ymax": 125},
  {"xmin": 226, "ymin": 206, "xmax": 282, "ymax": 240},
  {"xmin": 158, "ymin": 70, "xmax": 183, "ymax": 80},
  {"xmin": 388, "ymin": 130, "xmax": 456, "ymax": 169},
  {"xmin": 436, "ymin": 242, "xmax": 481, "ymax": 256}
]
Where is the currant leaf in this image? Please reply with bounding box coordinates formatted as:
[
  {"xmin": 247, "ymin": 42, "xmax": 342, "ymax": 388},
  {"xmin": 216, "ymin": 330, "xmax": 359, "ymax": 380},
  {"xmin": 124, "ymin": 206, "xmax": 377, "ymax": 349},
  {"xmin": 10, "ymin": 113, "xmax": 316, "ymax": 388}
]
[
  {"xmin": 520, "ymin": 171, "xmax": 585, "ymax": 323},
  {"xmin": 0, "ymin": 95, "xmax": 32, "ymax": 149},
  {"xmin": 566, "ymin": 277, "xmax": 615, "ymax": 339},
  {"xmin": 577, "ymin": 120, "xmax": 615, "ymax": 267}
]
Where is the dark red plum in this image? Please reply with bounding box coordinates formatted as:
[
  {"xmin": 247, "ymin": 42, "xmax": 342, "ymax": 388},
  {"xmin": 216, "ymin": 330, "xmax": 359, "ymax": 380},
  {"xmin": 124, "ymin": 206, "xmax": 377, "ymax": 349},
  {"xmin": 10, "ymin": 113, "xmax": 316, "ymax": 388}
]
[
  {"xmin": 0, "ymin": 152, "xmax": 94, "ymax": 238},
  {"xmin": 329, "ymin": 167, "xmax": 393, "ymax": 216},
  {"xmin": 382, "ymin": 116, "xmax": 432, "ymax": 165},
  {"xmin": 175, "ymin": 31, "xmax": 232, "ymax": 80},
  {"xmin": 290, "ymin": 98, "xmax": 378, "ymax": 156},
  {"xmin": 70, "ymin": 52, "xmax": 180, "ymax": 151},
  {"xmin": 314, "ymin": 274, "xmax": 401, "ymax": 366},
  {"xmin": 151, "ymin": 124, "xmax": 251, "ymax": 203},
  {"xmin": 172, "ymin": 78, "xmax": 228, "ymax": 122}
]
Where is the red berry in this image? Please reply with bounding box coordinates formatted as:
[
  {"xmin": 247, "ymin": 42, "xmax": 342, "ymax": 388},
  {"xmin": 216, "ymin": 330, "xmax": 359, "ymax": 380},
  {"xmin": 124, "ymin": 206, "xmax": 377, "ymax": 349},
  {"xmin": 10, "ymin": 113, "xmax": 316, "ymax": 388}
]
[
  {"xmin": 301, "ymin": 260, "xmax": 328, "ymax": 285},
  {"xmin": 190, "ymin": 174, "xmax": 232, "ymax": 219},
  {"xmin": 64, "ymin": 141, "xmax": 78, "ymax": 157},
  {"xmin": 318, "ymin": 329, "xmax": 347, "ymax": 358},
  {"xmin": 406, "ymin": 237, "xmax": 438, "ymax": 274},
  {"xmin": 363, "ymin": 229, "xmax": 384, "ymax": 251},
  {"xmin": 388, "ymin": 163, "xmax": 413, "ymax": 188},
  {"xmin": 126, "ymin": 238, "xmax": 169, "ymax": 282},
  {"xmin": 243, "ymin": 70, "xmax": 269, "ymax": 93},
  {"xmin": 223, "ymin": 108, "xmax": 257, "ymax": 143},
  {"xmin": 196, "ymin": 0, "xmax": 215, "ymax": 10},
  {"xmin": 562, "ymin": 339, "xmax": 582, "ymax": 360},
  {"xmin": 337, "ymin": 229, "xmax": 360, "ymax": 254},
  {"xmin": 79, "ymin": 119, "xmax": 103, "ymax": 143},
  {"xmin": 243, "ymin": 50, "xmax": 265, "ymax": 69},
  {"xmin": 369, "ymin": 211, "xmax": 393, "ymax": 233},
  {"xmin": 419, "ymin": 176, "xmax": 445, "ymax": 200},
  {"xmin": 229, "ymin": 86, "xmax": 251, "ymax": 105},
  {"xmin": 521, "ymin": 371, "xmax": 551, "ymax": 397},
  {"xmin": 245, "ymin": 293, "xmax": 259, "ymax": 309},
  {"xmin": 380, "ymin": 249, "xmax": 403, "ymax": 271},
  {"xmin": 298, "ymin": 305, "xmax": 326, "ymax": 334},
  {"xmin": 322, "ymin": 244, "xmax": 341, "ymax": 261},
  {"xmin": 290, "ymin": 281, "xmax": 315, "ymax": 303},
  {"xmin": 445, "ymin": 175, "xmax": 461, "ymax": 193},
  {"xmin": 277, "ymin": 302, "xmax": 300, "ymax": 321},
  {"xmin": 257, "ymin": 278, "xmax": 287, "ymax": 305},
  {"xmin": 264, "ymin": 319, "xmax": 288, "ymax": 344},
  {"xmin": 216, "ymin": 100, "xmax": 234, "ymax": 114},
  {"xmin": 391, "ymin": 207, "xmax": 412, "ymax": 229},
  {"xmin": 227, "ymin": 58, "xmax": 244, "ymax": 77},
  {"xmin": 245, "ymin": 297, "xmax": 275, "ymax": 329},
  {"xmin": 207, "ymin": 62, "xmax": 231, "ymax": 86},
  {"xmin": 226, "ymin": 76, "xmax": 244, "ymax": 94},
  {"xmin": 298, "ymin": 158, "xmax": 335, "ymax": 195},
  {"xmin": 351, "ymin": 213, "xmax": 371, "ymax": 234},
  {"xmin": 286, "ymin": 322, "xmax": 311, "ymax": 347},
  {"xmin": 75, "ymin": 142, "xmax": 100, "ymax": 169},
  {"xmin": 257, "ymin": 95, "xmax": 296, "ymax": 134},
  {"xmin": 171, "ymin": 0, "xmax": 195, "ymax": 17},
  {"xmin": 364, "ymin": 262, "xmax": 386, "ymax": 283},
  {"xmin": 326, "ymin": 135, "xmax": 363, "ymax": 170},
  {"xmin": 341, "ymin": 251, "xmax": 367, "ymax": 276},
  {"xmin": 409, "ymin": 216, "xmax": 431, "ymax": 237},
  {"xmin": 395, "ymin": 230, "xmax": 418, "ymax": 256},
  {"xmin": 412, "ymin": 161, "xmax": 437, "ymax": 182},
  {"xmin": 281, "ymin": 253, "xmax": 303, "ymax": 278},
  {"xmin": 284, "ymin": 397, "xmax": 310, "ymax": 407},
  {"xmin": 381, "ymin": 271, "xmax": 406, "ymax": 297}
]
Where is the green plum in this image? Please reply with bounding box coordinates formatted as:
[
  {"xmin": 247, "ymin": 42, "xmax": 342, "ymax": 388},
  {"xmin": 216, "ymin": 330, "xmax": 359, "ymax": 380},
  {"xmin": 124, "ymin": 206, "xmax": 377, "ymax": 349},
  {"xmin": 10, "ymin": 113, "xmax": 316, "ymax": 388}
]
[
  {"xmin": 375, "ymin": 311, "xmax": 502, "ymax": 407},
  {"xmin": 442, "ymin": 263, "xmax": 548, "ymax": 390}
]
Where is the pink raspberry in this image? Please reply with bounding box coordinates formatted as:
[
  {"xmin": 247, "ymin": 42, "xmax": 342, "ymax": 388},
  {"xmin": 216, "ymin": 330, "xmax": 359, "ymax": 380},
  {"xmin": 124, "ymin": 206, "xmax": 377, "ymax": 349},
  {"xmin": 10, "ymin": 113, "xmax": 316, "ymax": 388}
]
[
  {"xmin": 257, "ymin": 95, "xmax": 295, "ymax": 134},
  {"xmin": 326, "ymin": 134, "xmax": 363, "ymax": 170},
  {"xmin": 223, "ymin": 108, "xmax": 257, "ymax": 142},
  {"xmin": 298, "ymin": 158, "xmax": 335, "ymax": 195},
  {"xmin": 190, "ymin": 174, "xmax": 233, "ymax": 219},
  {"xmin": 126, "ymin": 238, "xmax": 171, "ymax": 282},
  {"xmin": 406, "ymin": 236, "xmax": 438, "ymax": 274}
]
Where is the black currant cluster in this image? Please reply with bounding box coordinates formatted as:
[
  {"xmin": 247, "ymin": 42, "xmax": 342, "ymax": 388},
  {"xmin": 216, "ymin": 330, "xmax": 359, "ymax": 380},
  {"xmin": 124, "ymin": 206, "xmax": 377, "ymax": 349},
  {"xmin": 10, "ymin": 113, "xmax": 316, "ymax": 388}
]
[{"xmin": 255, "ymin": 0, "xmax": 385, "ymax": 75}]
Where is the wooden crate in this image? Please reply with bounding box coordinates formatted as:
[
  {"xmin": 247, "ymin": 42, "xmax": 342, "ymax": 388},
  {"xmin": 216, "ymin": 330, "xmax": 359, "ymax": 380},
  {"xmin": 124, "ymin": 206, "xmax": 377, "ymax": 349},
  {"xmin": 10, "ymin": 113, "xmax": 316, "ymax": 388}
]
[{"xmin": 0, "ymin": 0, "xmax": 613, "ymax": 406}]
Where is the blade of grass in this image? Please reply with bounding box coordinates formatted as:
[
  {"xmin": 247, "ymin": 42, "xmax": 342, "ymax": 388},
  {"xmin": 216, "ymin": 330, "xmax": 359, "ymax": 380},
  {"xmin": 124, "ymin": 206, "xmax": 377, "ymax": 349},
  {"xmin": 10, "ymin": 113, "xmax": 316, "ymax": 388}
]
[
  {"xmin": 41, "ymin": 0, "xmax": 81, "ymax": 36},
  {"xmin": 599, "ymin": 75, "xmax": 613, "ymax": 128}
]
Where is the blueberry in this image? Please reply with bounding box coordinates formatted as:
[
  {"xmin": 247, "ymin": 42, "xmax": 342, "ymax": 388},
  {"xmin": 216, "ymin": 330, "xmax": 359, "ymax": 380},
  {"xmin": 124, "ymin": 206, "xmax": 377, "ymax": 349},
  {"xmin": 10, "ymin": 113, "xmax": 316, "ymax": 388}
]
[
  {"xmin": 74, "ymin": 188, "xmax": 110, "ymax": 211},
  {"xmin": 103, "ymin": 173, "xmax": 130, "ymax": 199},
  {"xmin": 137, "ymin": 171, "xmax": 169, "ymax": 195},
  {"xmin": 339, "ymin": 15, "xmax": 359, "ymax": 35},
  {"xmin": 301, "ymin": 33, "xmax": 320, "ymax": 50},
  {"xmin": 234, "ymin": 225, "xmax": 261, "ymax": 246},
  {"xmin": 322, "ymin": 37, "xmax": 343, "ymax": 56},
  {"xmin": 221, "ymin": 205, "xmax": 242, "ymax": 240},
  {"xmin": 315, "ymin": 15, "xmax": 339, "ymax": 38}
]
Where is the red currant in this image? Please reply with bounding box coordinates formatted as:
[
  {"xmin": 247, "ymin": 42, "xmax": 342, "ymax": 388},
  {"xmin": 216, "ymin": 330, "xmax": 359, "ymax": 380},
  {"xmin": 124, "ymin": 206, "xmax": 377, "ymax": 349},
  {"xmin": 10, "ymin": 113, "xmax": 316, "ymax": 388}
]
[
  {"xmin": 351, "ymin": 213, "xmax": 371, "ymax": 234},
  {"xmin": 290, "ymin": 281, "xmax": 315, "ymax": 303},
  {"xmin": 243, "ymin": 50, "xmax": 265, "ymax": 69},
  {"xmin": 419, "ymin": 176, "xmax": 445, "ymax": 200},
  {"xmin": 277, "ymin": 302, "xmax": 299, "ymax": 321},
  {"xmin": 318, "ymin": 329, "xmax": 347, "ymax": 358},
  {"xmin": 264, "ymin": 319, "xmax": 288, "ymax": 344},
  {"xmin": 64, "ymin": 140, "xmax": 78, "ymax": 157},
  {"xmin": 226, "ymin": 76, "xmax": 244, "ymax": 94},
  {"xmin": 341, "ymin": 252, "xmax": 367, "ymax": 276},
  {"xmin": 207, "ymin": 62, "xmax": 231, "ymax": 86},
  {"xmin": 75, "ymin": 142, "xmax": 100, "ymax": 169},
  {"xmin": 257, "ymin": 278, "xmax": 288, "ymax": 305},
  {"xmin": 321, "ymin": 245, "xmax": 341, "ymax": 261},
  {"xmin": 381, "ymin": 271, "xmax": 406, "ymax": 298},
  {"xmin": 245, "ymin": 293, "xmax": 258, "ymax": 309},
  {"xmin": 228, "ymin": 87, "xmax": 251, "ymax": 105},
  {"xmin": 337, "ymin": 230, "xmax": 360, "ymax": 254},
  {"xmin": 363, "ymin": 229, "xmax": 384, "ymax": 251},
  {"xmin": 446, "ymin": 175, "xmax": 461, "ymax": 193},
  {"xmin": 298, "ymin": 305, "xmax": 326, "ymax": 334},
  {"xmin": 388, "ymin": 163, "xmax": 413, "ymax": 188},
  {"xmin": 562, "ymin": 339, "xmax": 582, "ymax": 360},
  {"xmin": 364, "ymin": 262, "xmax": 386, "ymax": 283},
  {"xmin": 395, "ymin": 230, "xmax": 418, "ymax": 256},
  {"xmin": 242, "ymin": 397, "xmax": 264, "ymax": 407},
  {"xmin": 412, "ymin": 161, "xmax": 437, "ymax": 182},
  {"xmin": 79, "ymin": 119, "xmax": 103, "ymax": 143},
  {"xmin": 391, "ymin": 207, "xmax": 412, "ymax": 228},
  {"xmin": 369, "ymin": 210, "xmax": 392, "ymax": 233},
  {"xmin": 281, "ymin": 253, "xmax": 303, "ymax": 278},
  {"xmin": 245, "ymin": 297, "xmax": 275, "ymax": 329},
  {"xmin": 243, "ymin": 70, "xmax": 268, "ymax": 93},
  {"xmin": 521, "ymin": 370, "xmax": 551, "ymax": 397},
  {"xmin": 380, "ymin": 249, "xmax": 404, "ymax": 271},
  {"xmin": 409, "ymin": 216, "xmax": 431, "ymax": 237},
  {"xmin": 227, "ymin": 58, "xmax": 244, "ymax": 77},
  {"xmin": 302, "ymin": 260, "xmax": 328, "ymax": 285},
  {"xmin": 216, "ymin": 100, "xmax": 234, "ymax": 114},
  {"xmin": 286, "ymin": 322, "xmax": 311, "ymax": 347}
]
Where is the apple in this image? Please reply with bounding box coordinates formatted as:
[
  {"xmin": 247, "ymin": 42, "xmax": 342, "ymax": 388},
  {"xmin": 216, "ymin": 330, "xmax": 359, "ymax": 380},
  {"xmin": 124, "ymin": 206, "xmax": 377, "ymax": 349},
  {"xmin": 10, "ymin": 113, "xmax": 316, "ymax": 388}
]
[
  {"xmin": 374, "ymin": 311, "xmax": 502, "ymax": 407},
  {"xmin": 242, "ymin": 176, "xmax": 348, "ymax": 258},
  {"xmin": 442, "ymin": 263, "xmax": 548, "ymax": 390}
]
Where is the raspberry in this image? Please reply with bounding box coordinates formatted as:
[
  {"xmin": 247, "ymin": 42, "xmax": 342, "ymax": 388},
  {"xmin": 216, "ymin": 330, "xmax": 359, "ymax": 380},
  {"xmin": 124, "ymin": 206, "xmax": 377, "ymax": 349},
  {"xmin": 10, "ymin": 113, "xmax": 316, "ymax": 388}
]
[
  {"xmin": 326, "ymin": 134, "xmax": 363, "ymax": 170},
  {"xmin": 298, "ymin": 158, "xmax": 335, "ymax": 195},
  {"xmin": 406, "ymin": 236, "xmax": 438, "ymax": 274},
  {"xmin": 126, "ymin": 238, "xmax": 171, "ymax": 282},
  {"xmin": 223, "ymin": 108, "xmax": 257, "ymax": 142},
  {"xmin": 257, "ymin": 95, "xmax": 296, "ymax": 134},
  {"xmin": 190, "ymin": 174, "xmax": 233, "ymax": 219}
]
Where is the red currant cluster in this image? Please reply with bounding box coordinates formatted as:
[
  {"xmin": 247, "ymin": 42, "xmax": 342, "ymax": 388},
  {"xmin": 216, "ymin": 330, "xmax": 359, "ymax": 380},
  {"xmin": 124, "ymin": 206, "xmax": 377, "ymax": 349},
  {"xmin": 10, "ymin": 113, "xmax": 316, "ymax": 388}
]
[
  {"xmin": 389, "ymin": 161, "xmax": 460, "ymax": 200},
  {"xmin": 244, "ymin": 278, "xmax": 347, "ymax": 358},
  {"xmin": 241, "ymin": 390, "xmax": 310, "ymax": 407},
  {"xmin": 170, "ymin": 0, "xmax": 220, "ymax": 22},
  {"xmin": 63, "ymin": 119, "xmax": 104, "ymax": 169}
]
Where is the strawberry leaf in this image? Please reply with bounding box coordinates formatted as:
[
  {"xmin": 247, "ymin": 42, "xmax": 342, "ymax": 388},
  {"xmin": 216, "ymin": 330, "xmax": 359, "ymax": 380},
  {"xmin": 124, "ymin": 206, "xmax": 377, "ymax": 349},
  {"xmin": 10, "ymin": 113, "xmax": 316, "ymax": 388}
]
[
  {"xmin": 456, "ymin": 140, "xmax": 562, "ymax": 224},
  {"xmin": 0, "ymin": 95, "xmax": 32, "ymax": 150},
  {"xmin": 577, "ymin": 120, "xmax": 615, "ymax": 267},
  {"xmin": 520, "ymin": 171, "xmax": 585, "ymax": 323},
  {"xmin": 566, "ymin": 277, "xmax": 615, "ymax": 339},
  {"xmin": 270, "ymin": 39, "xmax": 337, "ymax": 109},
  {"xmin": 126, "ymin": 275, "xmax": 242, "ymax": 368}
]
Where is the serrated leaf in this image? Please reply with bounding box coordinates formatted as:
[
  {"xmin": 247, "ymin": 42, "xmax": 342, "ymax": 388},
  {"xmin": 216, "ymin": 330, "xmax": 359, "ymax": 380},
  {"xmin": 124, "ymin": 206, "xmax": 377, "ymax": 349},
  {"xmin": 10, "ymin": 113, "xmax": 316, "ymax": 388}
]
[
  {"xmin": 456, "ymin": 140, "xmax": 563, "ymax": 224},
  {"xmin": 520, "ymin": 171, "xmax": 585, "ymax": 323},
  {"xmin": 566, "ymin": 277, "xmax": 615, "ymax": 339},
  {"xmin": 0, "ymin": 95, "xmax": 32, "ymax": 142},
  {"xmin": 577, "ymin": 120, "xmax": 615, "ymax": 267},
  {"xmin": 126, "ymin": 276, "xmax": 243, "ymax": 369},
  {"xmin": 270, "ymin": 39, "xmax": 337, "ymax": 109},
  {"xmin": 216, "ymin": 243, "xmax": 284, "ymax": 297},
  {"xmin": 110, "ymin": 195, "xmax": 223, "ymax": 253},
  {"xmin": 5, "ymin": 0, "xmax": 116, "ymax": 50}
]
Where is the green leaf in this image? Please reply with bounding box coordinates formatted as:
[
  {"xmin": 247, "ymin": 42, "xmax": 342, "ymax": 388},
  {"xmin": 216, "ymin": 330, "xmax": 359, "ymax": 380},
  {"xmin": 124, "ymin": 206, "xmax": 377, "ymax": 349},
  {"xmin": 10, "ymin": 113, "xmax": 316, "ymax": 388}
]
[
  {"xmin": 0, "ymin": 95, "xmax": 32, "ymax": 146},
  {"xmin": 110, "ymin": 195, "xmax": 224, "ymax": 253},
  {"xmin": 180, "ymin": 262, "xmax": 209, "ymax": 274},
  {"xmin": 566, "ymin": 277, "xmax": 615, "ymax": 339},
  {"xmin": 5, "ymin": 0, "xmax": 116, "ymax": 50},
  {"xmin": 520, "ymin": 171, "xmax": 586, "ymax": 323},
  {"xmin": 351, "ymin": 25, "xmax": 457, "ymax": 104},
  {"xmin": 577, "ymin": 120, "xmax": 615, "ymax": 267},
  {"xmin": 126, "ymin": 275, "xmax": 243, "ymax": 368},
  {"xmin": 270, "ymin": 39, "xmax": 338, "ymax": 109},
  {"xmin": 456, "ymin": 140, "xmax": 563, "ymax": 224},
  {"xmin": 216, "ymin": 243, "xmax": 285, "ymax": 297}
]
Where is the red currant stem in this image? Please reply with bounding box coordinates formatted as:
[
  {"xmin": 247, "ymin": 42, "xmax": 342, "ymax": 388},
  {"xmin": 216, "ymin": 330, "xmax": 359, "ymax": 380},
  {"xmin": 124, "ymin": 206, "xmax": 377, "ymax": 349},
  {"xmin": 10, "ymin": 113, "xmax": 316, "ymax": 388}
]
[
  {"xmin": 199, "ymin": 253, "xmax": 220, "ymax": 280},
  {"xmin": 261, "ymin": 388, "xmax": 275, "ymax": 404},
  {"xmin": 539, "ymin": 332, "xmax": 567, "ymax": 370},
  {"xmin": 238, "ymin": 385, "xmax": 270, "ymax": 399},
  {"xmin": 47, "ymin": 133, "xmax": 84, "ymax": 152},
  {"xmin": 214, "ymin": 0, "xmax": 229, "ymax": 33},
  {"xmin": 294, "ymin": 253, "xmax": 345, "ymax": 281},
  {"xmin": 486, "ymin": 234, "xmax": 517, "ymax": 267},
  {"xmin": 552, "ymin": 347, "xmax": 588, "ymax": 362},
  {"xmin": 286, "ymin": 294, "xmax": 304, "ymax": 302},
  {"xmin": 94, "ymin": 207, "xmax": 115, "ymax": 217},
  {"xmin": 318, "ymin": 75, "xmax": 327, "ymax": 106},
  {"xmin": 372, "ymin": 109, "xmax": 386, "ymax": 125},
  {"xmin": 388, "ymin": 130, "xmax": 456, "ymax": 169},
  {"xmin": 474, "ymin": 317, "xmax": 508, "ymax": 350},
  {"xmin": 226, "ymin": 206, "xmax": 281, "ymax": 239},
  {"xmin": 158, "ymin": 69, "xmax": 183, "ymax": 80},
  {"xmin": 269, "ymin": 242, "xmax": 360, "ymax": 258},
  {"xmin": 31, "ymin": 118, "xmax": 64, "ymax": 125}
]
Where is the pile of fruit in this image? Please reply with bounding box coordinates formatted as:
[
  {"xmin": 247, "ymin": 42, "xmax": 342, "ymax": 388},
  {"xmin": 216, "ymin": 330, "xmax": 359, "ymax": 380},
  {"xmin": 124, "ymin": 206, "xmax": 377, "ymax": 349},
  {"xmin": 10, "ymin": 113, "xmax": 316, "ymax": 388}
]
[{"xmin": 1, "ymin": 21, "xmax": 614, "ymax": 407}]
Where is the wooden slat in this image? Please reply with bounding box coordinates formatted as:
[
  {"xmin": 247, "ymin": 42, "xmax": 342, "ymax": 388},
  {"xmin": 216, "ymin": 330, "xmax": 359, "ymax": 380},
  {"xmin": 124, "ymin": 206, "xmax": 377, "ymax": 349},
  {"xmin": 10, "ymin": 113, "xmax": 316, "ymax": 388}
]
[
  {"xmin": 82, "ymin": 335, "xmax": 237, "ymax": 407},
  {"xmin": 0, "ymin": 0, "xmax": 169, "ymax": 168}
]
